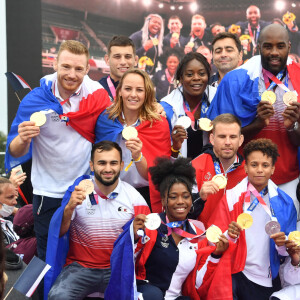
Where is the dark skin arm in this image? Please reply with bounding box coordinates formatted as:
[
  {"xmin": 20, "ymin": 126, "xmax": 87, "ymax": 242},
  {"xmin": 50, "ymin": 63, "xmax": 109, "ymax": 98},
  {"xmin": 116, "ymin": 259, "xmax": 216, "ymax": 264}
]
[{"xmin": 242, "ymin": 100, "xmax": 300, "ymax": 146}]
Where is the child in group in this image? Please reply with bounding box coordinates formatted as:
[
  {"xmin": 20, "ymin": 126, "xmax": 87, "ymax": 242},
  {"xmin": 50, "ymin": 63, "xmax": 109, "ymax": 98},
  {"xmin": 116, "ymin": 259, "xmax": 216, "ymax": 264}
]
[{"xmin": 208, "ymin": 138, "xmax": 297, "ymax": 300}]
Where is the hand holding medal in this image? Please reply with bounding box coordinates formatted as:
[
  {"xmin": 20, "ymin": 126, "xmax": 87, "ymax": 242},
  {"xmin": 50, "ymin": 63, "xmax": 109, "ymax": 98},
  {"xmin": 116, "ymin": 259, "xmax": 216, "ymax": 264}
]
[
  {"xmin": 206, "ymin": 225, "xmax": 229, "ymax": 254},
  {"xmin": 78, "ymin": 179, "xmax": 94, "ymax": 196},
  {"xmin": 228, "ymin": 221, "xmax": 242, "ymax": 239}
]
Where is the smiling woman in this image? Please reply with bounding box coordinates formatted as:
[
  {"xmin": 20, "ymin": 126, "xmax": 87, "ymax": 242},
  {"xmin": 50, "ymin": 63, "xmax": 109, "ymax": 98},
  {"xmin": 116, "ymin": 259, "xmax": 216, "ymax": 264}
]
[
  {"xmin": 95, "ymin": 69, "xmax": 171, "ymax": 211},
  {"xmin": 161, "ymin": 52, "xmax": 217, "ymax": 159}
]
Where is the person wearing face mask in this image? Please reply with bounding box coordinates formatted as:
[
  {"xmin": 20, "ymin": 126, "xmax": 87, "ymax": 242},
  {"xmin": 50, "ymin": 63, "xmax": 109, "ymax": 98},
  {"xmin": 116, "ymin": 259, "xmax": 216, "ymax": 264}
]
[
  {"xmin": 0, "ymin": 178, "xmax": 19, "ymax": 246},
  {"xmin": 130, "ymin": 14, "xmax": 164, "ymax": 75}
]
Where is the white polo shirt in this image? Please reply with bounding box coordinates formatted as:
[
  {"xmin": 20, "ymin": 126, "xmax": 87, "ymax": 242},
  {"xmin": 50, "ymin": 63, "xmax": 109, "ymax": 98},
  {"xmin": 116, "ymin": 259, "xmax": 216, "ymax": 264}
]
[{"xmin": 32, "ymin": 80, "xmax": 92, "ymax": 198}]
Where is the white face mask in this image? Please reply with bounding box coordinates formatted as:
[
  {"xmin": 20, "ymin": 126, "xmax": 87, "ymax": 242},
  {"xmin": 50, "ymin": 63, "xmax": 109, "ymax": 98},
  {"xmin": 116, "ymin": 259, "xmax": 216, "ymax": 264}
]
[{"xmin": 0, "ymin": 204, "xmax": 15, "ymax": 217}]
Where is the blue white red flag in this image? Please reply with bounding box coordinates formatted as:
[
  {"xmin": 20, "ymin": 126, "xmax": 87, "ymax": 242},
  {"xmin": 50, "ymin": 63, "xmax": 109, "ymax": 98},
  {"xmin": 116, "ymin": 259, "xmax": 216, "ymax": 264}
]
[
  {"xmin": 207, "ymin": 55, "xmax": 300, "ymax": 126},
  {"xmin": 13, "ymin": 256, "xmax": 51, "ymax": 297},
  {"xmin": 5, "ymin": 72, "xmax": 32, "ymax": 92}
]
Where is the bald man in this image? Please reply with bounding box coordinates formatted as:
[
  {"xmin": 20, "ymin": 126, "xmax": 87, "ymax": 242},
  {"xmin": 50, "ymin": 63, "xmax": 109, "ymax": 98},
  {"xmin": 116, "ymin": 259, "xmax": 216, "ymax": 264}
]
[
  {"xmin": 237, "ymin": 5, "xmax": 270, "ymax": 59},
  {"xmin": 207, "ymin": 24, "xmax": 300, "ymax": 217}
]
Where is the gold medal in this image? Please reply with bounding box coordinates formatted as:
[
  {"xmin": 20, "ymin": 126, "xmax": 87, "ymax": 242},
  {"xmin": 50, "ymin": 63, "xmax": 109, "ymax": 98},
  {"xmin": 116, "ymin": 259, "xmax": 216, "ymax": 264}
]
[
  {"xmin": 237, "ymin": 213, "xmax": 253, "ymax": 229},
  {"xmin": 261, "ymin": 91, "xmax": 276, "ymax": 105},
  {"xmin": 30, "ymin": 112, "xmax": 46, "ymax": 127},
  {"xmin": 283, "ymin": 91, "xmax": 298, "ymax": 106},
  {"xmin": 78, "ymin": 179, "xmax": 94, "ymax": 195},
  {"xmin": 206, "ymin": 225, "xmax": 222, "ymax": 243},
  {"xmin": 212, "ymin": 174, "xmax": 227, "ymax": 189},
  {"xmin": 288, "ymin": 231, "xmax": 300, "ymax": 246},
  {"xmin": 122, "ymin": 127, "xmax": 138, "ymax": 140},
  {"xmin": 152, "ymin": 38, "xmax": 159, "ymax": 46},
  {"xmin": 172, "ymin": 33, "xmax": 179, "ymax": 39},
  {"xmin": 187, "ymin": 42, "xmax": 194, "ymax": 48},
  {"xmin": 199, "ymin": 118, "xmax": 213, "ymax": 131}
]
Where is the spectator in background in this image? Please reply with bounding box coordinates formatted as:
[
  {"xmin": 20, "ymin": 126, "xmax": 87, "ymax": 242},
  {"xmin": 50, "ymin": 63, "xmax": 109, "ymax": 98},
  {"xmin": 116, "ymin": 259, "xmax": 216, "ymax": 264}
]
[
  {"xmin": 272, "ymin": 17, "xmax": 300, "ymax": 57},
  {"xmin": 184, "ymin": 14, "xmax": 211, "ymax": 54},
  {"xmin": 210, "ymin": 22, "xmax": 226, "ymax": 37},
  {"xmin": 196, "ymin": 45, "xmax": 212, "ymax": 66},
  {"xmin": 100, "ymin": 36, "xmax": 138, "ymax": 101},
  {"xmin": 209, "ymin": 32, "xmax": 243, "ymax": 88},
  {"xmin": 237, "ymin": 5, "xmax": 270, "ymax": 59},
  {"xmin": 163, "ymin": 15, "xmax": 187, "ymax": 51},
  {"xmin": 130, "ymin": 14, "xmax": 164, "ymax": 75},
  {"xmin": 152, "ymin": 48, "xmax": 181, "ymax": 101}
]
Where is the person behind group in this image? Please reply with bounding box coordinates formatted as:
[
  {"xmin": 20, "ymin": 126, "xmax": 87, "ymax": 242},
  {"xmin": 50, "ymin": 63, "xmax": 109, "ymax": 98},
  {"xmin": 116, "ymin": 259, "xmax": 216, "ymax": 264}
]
[
  {"xmin": 184, "ymin": 14, "xmax": 211, "ymax": 54},
  {"xmin": 163, "ymin": 15, "xmax": 187, "ymax": 51},
  {"xmin": 196, "ymin": 45, "xmax": 212, "ymax": 66},
  {"xmin": 192, "ymin": 114, "xmax": 246, "ymax": 227},
  {"xmin": 130, "ymin": 14, "xmax": 164, "ymax": 75},
  {"xmin": 46, "ymin": 141, "xmax": 150, "ymax": 299},
  {"xmin": 161, "ymin": 52, "xmax": 217, "ymax": 159},
  {"xmin": 236, "ymin": 5, "xmax": 270, "ymax": 59},
  {"xmin": 207, "ymin": 24, "xmax": 300, "ymax": 215},
  {"xmin": 210, "ymin": 22, "xmax": 226, "ymax": 38},
  {"xmin": 106, "ymin": 157, "xmax": 232, "ymax": 300},
  {"xmin": 95, "ymin": 69, "xmax": 171, "ymax": 212},
  {"xmin": 152, "ymin": 48, "xmax": 181, "ymax": 101},
  {"xmin": 209, "ymin": 138, "xmax": 297, "ymax": 300},
  {"xmin": 5, "ymin": 40, "xmax": 111, "ymax": 263},
  {"xmin": 209, "ymin": 32, "xmax": 243, "ymax": 88},
  {"xmin": 99, "ymin": 35, "xmax": 138, "ymax": 101}
]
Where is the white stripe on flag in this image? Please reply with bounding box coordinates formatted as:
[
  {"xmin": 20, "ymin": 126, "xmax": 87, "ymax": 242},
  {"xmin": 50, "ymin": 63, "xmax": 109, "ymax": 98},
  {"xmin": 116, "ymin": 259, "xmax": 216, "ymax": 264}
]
[{"xmin": 26, "ymin": 264, "xmax": 51, "ymax": 297}]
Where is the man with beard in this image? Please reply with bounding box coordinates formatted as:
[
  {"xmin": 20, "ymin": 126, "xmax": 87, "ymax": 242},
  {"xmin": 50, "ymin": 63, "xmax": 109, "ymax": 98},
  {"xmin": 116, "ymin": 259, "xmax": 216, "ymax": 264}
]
[
  {"xmin": 209, "ymin": 32, "xmax": 243, "ymax": 88},
  {"xmin": 207, "ymin": 24, "xmax": 300, "ymax": 216},
  {"xmin": 237, "ymin": 5, "xmax": 270, "ymax": 59},
  {"xmin": 46, "ymin": 141, "xmax": 150, "ymax": 299},
  {"xmin": 184, "ymin": 14, "xmax": 211, "ymax": 54},
  {"xmin": 191, "ymin": 114, "xmax": 246, "ymax": 227}
]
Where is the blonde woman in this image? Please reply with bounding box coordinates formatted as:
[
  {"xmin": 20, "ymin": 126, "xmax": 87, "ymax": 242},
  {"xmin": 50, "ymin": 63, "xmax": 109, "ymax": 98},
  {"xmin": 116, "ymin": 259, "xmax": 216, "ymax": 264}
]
[
  {"xmin": 95, "ymin": 69, "xmax": 171, "ymax": 212},
  {"xmin": 130, "ymin": 14, "xmax": 164, "ymax": 75}
]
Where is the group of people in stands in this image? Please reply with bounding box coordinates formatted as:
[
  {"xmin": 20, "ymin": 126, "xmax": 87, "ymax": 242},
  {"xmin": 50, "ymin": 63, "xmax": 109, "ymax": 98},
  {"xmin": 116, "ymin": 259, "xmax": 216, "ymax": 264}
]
[{"xmin": 1, "ymin": 5, "xmax": 300, "ymax": 300}]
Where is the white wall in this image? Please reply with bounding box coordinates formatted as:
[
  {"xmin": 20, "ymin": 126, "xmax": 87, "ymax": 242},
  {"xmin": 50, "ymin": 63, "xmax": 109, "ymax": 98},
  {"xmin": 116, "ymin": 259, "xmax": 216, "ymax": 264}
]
[{"xmin": 0, "ymin": 1, "xmax": 7, "ymax": 135}]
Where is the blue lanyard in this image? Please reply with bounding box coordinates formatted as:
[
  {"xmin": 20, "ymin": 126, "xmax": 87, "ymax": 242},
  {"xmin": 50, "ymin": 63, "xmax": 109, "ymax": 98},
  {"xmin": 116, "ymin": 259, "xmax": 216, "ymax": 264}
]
[{"xmin": 183, "ymin": 94, "xmax": 209, "ymax": 118}]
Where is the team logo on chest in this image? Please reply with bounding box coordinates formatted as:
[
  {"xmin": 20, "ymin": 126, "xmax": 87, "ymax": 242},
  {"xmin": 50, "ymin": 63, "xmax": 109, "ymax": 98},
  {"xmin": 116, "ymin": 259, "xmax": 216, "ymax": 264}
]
[
  {"xmin": 161, "ymin": 234, "xmax": 169, "ymax": 248},
  {"xmin": 85, "ymin": 200, "xmax": 96, "ymax": 215}
]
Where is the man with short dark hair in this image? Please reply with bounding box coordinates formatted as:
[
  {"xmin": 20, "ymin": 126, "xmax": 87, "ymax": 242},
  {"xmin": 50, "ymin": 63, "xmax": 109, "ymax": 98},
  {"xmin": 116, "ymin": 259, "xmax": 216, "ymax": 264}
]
[
  {"xmin": 46, "ymin": 141, "xmax": 150, "ymax": 299},
  {"xmin": 210, "ymin": 32, "xmax": 243, "ymax": 87},
  {"xmin": 5, "ymin": 40, "xmax": 111, "ymax": 262},
  {"xmin": 192, "ymin": 113, "xmax": 246, "ymax": 227},
  {"xmin": 207, "ymin": 24, "xmax": 300, "ymax": 215},
  {"xmin": 99, "ymin": 35, "xmax": 138, "ymax": 100},
  {"xmin": 237, "ymin": 5, "xmax": 270, "ymax": 58},
  {"xmin": 163, "ymin": 15, "xmax": 187, "ymax": 50},
  {"xmin": 210, "ymin": 22, "xmax": 225, "ymax": 37}
]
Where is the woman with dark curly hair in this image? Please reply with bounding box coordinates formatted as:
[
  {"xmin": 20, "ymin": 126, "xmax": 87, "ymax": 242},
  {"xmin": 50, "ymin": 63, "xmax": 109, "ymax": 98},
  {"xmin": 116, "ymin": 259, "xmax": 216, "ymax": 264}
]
[
  {"xmin": 131, "ymin": 157, "xmax": 230, "ymax": 300},
  {"xmin": 160, "ymin": 52, "xmax": 217, "ymax": 160}
]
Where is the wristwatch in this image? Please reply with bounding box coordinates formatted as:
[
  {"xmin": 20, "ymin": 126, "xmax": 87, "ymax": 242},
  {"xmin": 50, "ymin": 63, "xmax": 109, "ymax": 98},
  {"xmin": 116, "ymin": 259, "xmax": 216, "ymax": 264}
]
[{"xmin": 287, "ymin": 121, "xmax": 299, "ymax": 132}]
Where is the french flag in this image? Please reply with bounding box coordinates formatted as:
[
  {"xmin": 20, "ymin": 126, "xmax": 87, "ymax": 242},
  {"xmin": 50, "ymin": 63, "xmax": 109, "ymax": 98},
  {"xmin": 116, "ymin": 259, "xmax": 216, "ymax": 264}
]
[
  {"xmin": 5, "ymin": 72, "xmax": 32, "ymax": 92},
  {"xmin": 11, "ymin": 256, "xmax": 51, "ymax": 297},
  {"xmin": 207, "ymin": 55, "xmax": 300, "ymax": 127}
]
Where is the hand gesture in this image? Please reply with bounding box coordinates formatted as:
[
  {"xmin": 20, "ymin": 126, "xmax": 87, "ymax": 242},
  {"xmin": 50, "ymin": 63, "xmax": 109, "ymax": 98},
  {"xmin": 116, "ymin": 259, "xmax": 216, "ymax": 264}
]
[
  {"xmin": 184, "ymin": 45, "xmax": 193, "ymax": 54},
  {"xmin": 285, "ymin": 239, "xmax": 300, "ymax": 266},
  {"xmin": 144, "ymin": 40, "xmax": 154, "ymax": 52},
  {"xmin": 213, "ymin": 234, "xmax": 229, "ymax": 255},
  {"xmin": 200, "ymin": 180, "xmax": 219, "ymax": 200},
  {"xmin": 133, "ymin": 214, "xmax": 147, "ymax": 241},
  {"xmin": 154, "ymin": 102, "xmax": 166, "ymax": 118},
  {"xmin": 125, "ymin": 137, "xmax": 143, "ymax": 161},
  {"xmin": 172, "ymin": 125, "xmax": 187, "ymax": 151},
  {"xmin": 270, "ymin": 231, "xmax": 286, "ymax": 247},
  {"xmin": 67, "ymin": 186, "xmax": 86, "ymax": 211},
  {"xmin": 228, "ymin": 221, "xmax": 242, "ymax": 239},
  {"xmin": 9, "ymin": 168, "xmax": 26, "ymax": 188},
  {"xmin": 256, "ymin": 101, "xmax": 274, "ymax": 127},
  {"xmin": 282, "ymin": 102, "xmax": 300, "ymax": 129},
  {"xmin": 18, "ymin": 121, "xmax": 40, "ymax": 144}
]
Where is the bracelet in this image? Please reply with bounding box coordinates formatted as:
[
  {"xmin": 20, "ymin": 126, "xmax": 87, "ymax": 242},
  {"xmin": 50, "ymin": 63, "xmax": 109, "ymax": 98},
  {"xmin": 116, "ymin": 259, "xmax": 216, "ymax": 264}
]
[
  {"xmin": 171, "ymin": 146, "xmax": 180, "ymax": 153},
  {"xmin": 134, "ymin": 152, "xmax": 143, "ymax": 163}
]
